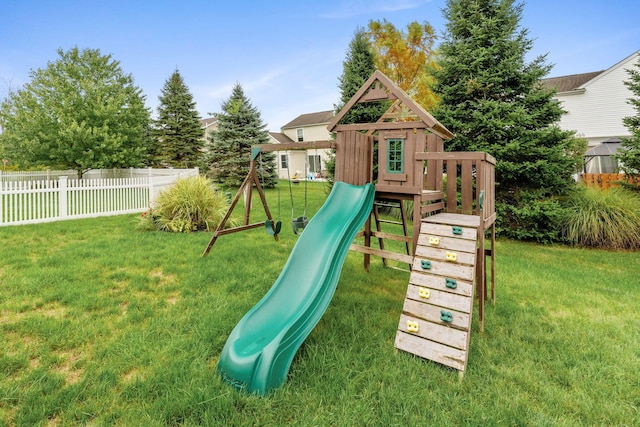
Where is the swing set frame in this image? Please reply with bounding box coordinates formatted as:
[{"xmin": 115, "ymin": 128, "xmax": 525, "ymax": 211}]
[{"xmin": 202, "ymin": 141, "xmax": 334, "ymax": 256}]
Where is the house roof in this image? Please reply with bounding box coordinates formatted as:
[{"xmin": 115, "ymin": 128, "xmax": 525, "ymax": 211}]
[
  {"xmin": 585, "ymin": 137, "xmax": 622, "ymax": 157},
  {"xmin": 268, "ymin": 132, "xmax": 295, "ymax": 144},
  {"xmin": 200, "ymin": 117, "xmax": 217, "ymax": 128},
  {"xmin": 541, "ymin": 71, "xmax": 605, "ymax": 93},
  {"xmin": 282, "ymin": 110, "xmax": 334, "ymax": 129}
]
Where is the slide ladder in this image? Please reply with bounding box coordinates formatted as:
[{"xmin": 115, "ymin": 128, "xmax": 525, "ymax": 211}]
[{"xmin": 394, "ymin": 213, "xmax": 479, "ymax": 375}]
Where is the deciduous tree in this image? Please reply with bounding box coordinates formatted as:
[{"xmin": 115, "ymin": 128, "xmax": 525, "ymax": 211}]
[
  {"xmin": 0, "ymin": 47, "xmax": 151, "ymax": 178},
  {"xmin": 367, "ymin": 19, "xmax": 439, "ymax": 110}
]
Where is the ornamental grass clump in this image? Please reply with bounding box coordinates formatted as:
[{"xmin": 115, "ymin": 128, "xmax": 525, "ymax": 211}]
[
  {"xmin": 140, "ymin": 175, "xmax": 234, "ymax": 233},
  {"xmin": 562, "ymin": 186, "xmax": 640, "ymax": 250}
]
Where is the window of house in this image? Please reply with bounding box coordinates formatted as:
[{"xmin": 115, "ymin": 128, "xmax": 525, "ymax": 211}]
[
  {"xmin": 387, "ymin": 139, "xmax": 404, "ymax": 174},
  {"xmin": 280, "ymin": 154, "xmax": 288, "ymax": 169},
  {"xmin": 308, "ymin": 155, "xmax": 322, "ymax": 174},
  {"xmin": 296, "ymin": 128, "xmax": 304, "ymax": 142}
]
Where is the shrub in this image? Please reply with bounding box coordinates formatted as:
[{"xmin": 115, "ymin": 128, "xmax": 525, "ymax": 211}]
[
  {"xmin": 561, "ymin": 187, "xmax": 640, "ymax": 250},
  {"xmin": 496, "ymin": 189, "xmax": 569, "ymax": 244},
  {"xmin": 139, "ymin": 175, "xmax": 235, "ymax": 233}
]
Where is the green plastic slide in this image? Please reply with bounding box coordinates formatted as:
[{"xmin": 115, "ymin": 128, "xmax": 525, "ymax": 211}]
[{"xmin": 218, "ymin": 181, "xmax": 375, "ymax": 395}]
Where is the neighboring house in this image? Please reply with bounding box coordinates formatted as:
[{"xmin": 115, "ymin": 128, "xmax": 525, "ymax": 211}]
[
  {"xmin": 268, "ymin": 110, "xmax": 334, "ymax": 180},
  {"xmin": 200, "ymin": 117, "xmax": 218, "ymax": 141},
  {"xmin": 541, "ymin": 49, "xmax": 639, "ymax": 173}
]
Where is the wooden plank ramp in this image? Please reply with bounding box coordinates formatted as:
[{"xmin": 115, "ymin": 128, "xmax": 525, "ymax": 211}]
[{"xmin": 395, "ymin": 213, "xmax": 479, "ymax": 375}]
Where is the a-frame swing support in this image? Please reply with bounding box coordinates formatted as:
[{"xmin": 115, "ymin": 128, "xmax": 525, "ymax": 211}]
[
  {"xmin": 202, "ymin": 142, "xmax": 335, "ymax": 256},
  {"xmin": 202, "ymin": 147, "xmax": 278, "ymax": 256}
]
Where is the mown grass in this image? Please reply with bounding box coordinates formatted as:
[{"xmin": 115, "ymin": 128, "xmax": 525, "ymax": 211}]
[{"xmin": 1, "ymin": 181, "xmax": 639, "ymax": 426}]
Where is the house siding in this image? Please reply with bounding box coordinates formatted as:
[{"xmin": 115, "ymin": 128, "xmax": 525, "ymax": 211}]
[
  {"xmin": 270, "ymin": 113, "xmax": 334, "ymax": 180},
  {"xmin": 554, "ymin": 51, "xmax": 638, "ymax": 145},
  {"xmin": 282, "ymin": 125, "xmax": 329, "ymax": 143}
]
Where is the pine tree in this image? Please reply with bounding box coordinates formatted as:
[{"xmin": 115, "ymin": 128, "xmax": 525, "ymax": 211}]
[
  {"xmin": 433, "ymin": 0, "xmax": 586, "ymax": 242},
  {"xmin": 616, "ymin": 54, "xmax": 640, "ymax": 187},
  {"xmin": 205, "ymin": 83, "xmax": 277, "ymax": 187},
  {"xmin": 335, "ymin": 27, "xmax": 387, "ymax": 124},
  {"xmin": 329, "ymin": 28, "xmax": 387, "ymax": 185},
  {"xmin": 153, "ymin": 69, "xmax": 204, "ymax": 168}
]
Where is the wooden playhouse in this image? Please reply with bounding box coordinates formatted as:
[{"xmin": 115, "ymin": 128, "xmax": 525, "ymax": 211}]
[
  {"xmin": 329, "ymin": 71, "xmax": 496, "ymax": 375},
  {"xmin": 204, "ymin": 70, "xmax": 496, "ymax": 376}
]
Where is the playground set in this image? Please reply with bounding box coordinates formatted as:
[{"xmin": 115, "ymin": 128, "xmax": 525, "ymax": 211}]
[{"xmin": 204, "ymin": 71, "xmax": 496, "ymax": 394}]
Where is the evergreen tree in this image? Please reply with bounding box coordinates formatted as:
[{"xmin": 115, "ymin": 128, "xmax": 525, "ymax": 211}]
[
  {"xmin": 153, "ymin": 69, "xmax": 204, "ymax": 168},
  {"xmin": 433, "ymin": 0, "xmax": 586, "ymax": 242},
  {"xmin": 205, "ymin": 83, "xmax": 277, "ymax": 187},
  {"xmin": 330, "ymin": 28, "xmax": 387, "ymax": 185},
  {"xmin": 616, "ymin": 54, "xmax": 640, "ymax": 188},
  {"xmin": 0, "ymin": 47, "xmax": 151, "ymax": 178},
  {"xmin": 335, "ymin": 27, "xmax": 387, "ymax": 124}
]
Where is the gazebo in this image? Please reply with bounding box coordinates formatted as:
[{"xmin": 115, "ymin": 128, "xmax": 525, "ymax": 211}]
[{"xmin": 584, "ymin": 137, "xmax": 622, "ymax": 174}]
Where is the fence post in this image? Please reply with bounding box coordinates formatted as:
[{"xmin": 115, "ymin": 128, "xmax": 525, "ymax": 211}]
[
  {"xmin": 59, "ymin": 176, "xmax": 68, "ymax": 219},
  {"xmin": 148, "ymin": 176, "xmax": 154, "ymax": 206},
  {"xmin": 0, "ymin": 179, "xmax": 3, "ymax": 223}
]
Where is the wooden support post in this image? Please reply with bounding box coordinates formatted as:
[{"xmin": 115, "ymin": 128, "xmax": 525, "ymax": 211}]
[
  {"xmin": 202, "ymin": 159, "xmax": 278, "ymax": 256},
  {"xmin": 364, "ymin": 214, "xmax": 372, "ymax": 272},
  {"xmin": 491, "ymin": 223, "xmax": 496, "ymax": 303},
  {"xmin": 476, "ymin": 227, "xmax": 485, "ymax": 333}
]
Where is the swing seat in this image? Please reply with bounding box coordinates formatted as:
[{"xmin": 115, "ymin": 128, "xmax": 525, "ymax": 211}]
[
  {"xmin": 265, "ymin": 219, "xmax": 282, "ymax": 236},
  {"xmin": 291, "ymin": 216, "xmax": 308, "ymax": 235}
]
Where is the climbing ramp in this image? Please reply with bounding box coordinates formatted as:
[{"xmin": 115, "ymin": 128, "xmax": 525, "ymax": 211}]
[{"xmin": 394, "ymin": 213, "xmax": 479, "ymax": 374}]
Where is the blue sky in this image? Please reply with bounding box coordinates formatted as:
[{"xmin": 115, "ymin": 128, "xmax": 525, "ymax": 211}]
[{"xmin": 1, "ymin": 0, "xmax": 639, "ymax": 131}]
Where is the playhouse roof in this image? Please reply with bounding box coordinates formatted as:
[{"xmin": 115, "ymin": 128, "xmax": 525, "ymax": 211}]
[{"xmin": 328, "ymin": 70, "xmax": 453, "ymax": 140}]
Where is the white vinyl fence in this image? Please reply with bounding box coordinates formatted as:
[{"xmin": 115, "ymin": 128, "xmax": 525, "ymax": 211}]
[{"xmin": 0, "ymin": 168, "xmax": 198, "ymax": 226}]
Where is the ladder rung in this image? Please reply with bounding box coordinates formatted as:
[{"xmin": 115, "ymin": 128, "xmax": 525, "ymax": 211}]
[{"xmin": 379, "ymin": 219, "xmax": 403, "ymax": 225}]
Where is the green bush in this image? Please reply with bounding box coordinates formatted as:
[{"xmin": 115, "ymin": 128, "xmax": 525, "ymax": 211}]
[
  {"xmin": 561, "ymin": 187, "xmax": 640, "ymax": 250},
  {"xmin": 139, "ymin": 175, "xmax": 235, "ymax": 233},
  {"xmin": 496, "ymin": 190, "xmax": 568, "ymax": 244}
]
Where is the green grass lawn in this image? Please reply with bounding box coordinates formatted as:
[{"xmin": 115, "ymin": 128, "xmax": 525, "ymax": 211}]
[{"xmin": 1, "ymin": 182, "xmax": 639, "ymax": 426}]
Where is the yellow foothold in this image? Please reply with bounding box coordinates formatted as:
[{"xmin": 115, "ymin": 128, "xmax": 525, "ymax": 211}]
[
  {"xmin": 446, "ymin": 251, "xmax": 457, "ymax": 262},
  {"xmin": 407, "ymin": 320, "xmax": 419, "ymax": 333},
  {"xmin": 429, "ymin": 236, "xmax": 440, "ymax": 246},
  {"xmin": 418, "ymin": 287, "xmax": 430, "ymax": 299}
]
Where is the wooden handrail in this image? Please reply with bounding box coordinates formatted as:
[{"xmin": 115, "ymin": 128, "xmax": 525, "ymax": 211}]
[
  {"xmin": 417, "ymin": 151, "xmax": 496, "ymax": 229},
  {"xmin": 416, "ymin": 151, "xmax": 496, "ymax": 165}
]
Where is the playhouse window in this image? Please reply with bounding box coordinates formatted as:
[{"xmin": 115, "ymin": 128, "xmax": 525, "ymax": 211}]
[
  {"xmin": 280, "ymin": 154, "xmax": 288, "ymax": 169},
  {"xmin": 387, "ymin": 139, "xmax": 404, "ymax": 174}
]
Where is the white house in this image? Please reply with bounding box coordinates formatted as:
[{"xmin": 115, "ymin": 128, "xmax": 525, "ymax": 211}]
[
  {"xmin": 268, "ymin": 110, "xmax": 334, "ymax": 180},
  {"xmin": 541, "ymin": 49, "xmax": 639, "ymax": 173}
]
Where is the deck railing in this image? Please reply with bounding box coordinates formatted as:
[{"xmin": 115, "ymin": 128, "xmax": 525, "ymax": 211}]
[{"xmin": 416, "ymin": 151, "xmax": 496, "ymax": 230}]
